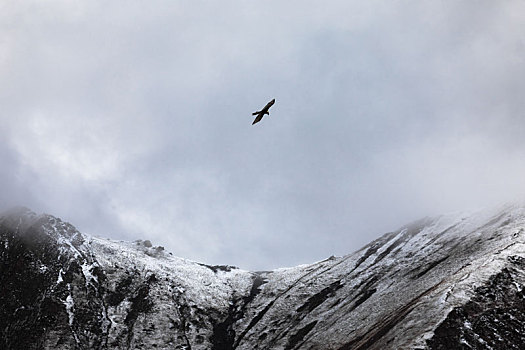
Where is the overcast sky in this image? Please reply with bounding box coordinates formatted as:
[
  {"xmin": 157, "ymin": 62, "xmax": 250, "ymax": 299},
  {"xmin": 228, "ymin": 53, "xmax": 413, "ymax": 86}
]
[{"xmin": 1, "ymin": 1, "xmax": 525, "ymax": 270}]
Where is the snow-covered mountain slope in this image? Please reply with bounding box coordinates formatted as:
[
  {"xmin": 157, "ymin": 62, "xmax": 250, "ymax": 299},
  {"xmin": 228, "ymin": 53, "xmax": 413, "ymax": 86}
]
[{"xmin": 1, "ymin": 204, "xmax": 525, "ymax": 349}]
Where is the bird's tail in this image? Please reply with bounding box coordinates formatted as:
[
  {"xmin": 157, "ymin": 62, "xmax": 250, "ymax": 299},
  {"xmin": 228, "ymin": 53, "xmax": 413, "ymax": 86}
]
[{"xmin": 252, "ymin": 111, "xmax": 260, "ymax": 116}]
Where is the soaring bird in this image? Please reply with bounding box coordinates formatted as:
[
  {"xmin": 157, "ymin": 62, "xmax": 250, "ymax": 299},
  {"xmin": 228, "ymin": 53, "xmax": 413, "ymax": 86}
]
[{"xmin": 251, "ymin": 98, "xmax": 275, "ymax": 125}]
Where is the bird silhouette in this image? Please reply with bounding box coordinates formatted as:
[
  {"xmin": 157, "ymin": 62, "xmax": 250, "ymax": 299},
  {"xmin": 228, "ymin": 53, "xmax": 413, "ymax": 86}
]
[{"xmin": 251, "ymin": 99, "xmax": 275, "ymax": 125}]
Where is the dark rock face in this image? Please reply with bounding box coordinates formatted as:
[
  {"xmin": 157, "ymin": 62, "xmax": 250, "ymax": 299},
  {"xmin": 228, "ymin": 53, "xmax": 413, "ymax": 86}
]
[
  {"xmin": 428, "ymin": 256, "xmax": 525, "ymax": 349},
  {"xmin": 1, "ymin": 205, "xmax": 525, "ymax": 349},
  {"xmin": 0, "ymin": 209, "xmax": 111, "ymax": 349}
]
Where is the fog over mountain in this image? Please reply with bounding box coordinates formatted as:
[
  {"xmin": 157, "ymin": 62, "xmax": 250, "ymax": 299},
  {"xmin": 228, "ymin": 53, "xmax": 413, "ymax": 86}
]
[{"xmin": 2, "ymin": 1, "xmax": 525, "ymax": 270}]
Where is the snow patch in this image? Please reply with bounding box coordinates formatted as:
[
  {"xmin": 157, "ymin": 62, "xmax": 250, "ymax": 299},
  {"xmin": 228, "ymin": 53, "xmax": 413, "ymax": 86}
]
[
  {"xmin": 64, "ymin": 293, "xmax": 75, "ymax": 326},
  {"xmin": 56, "ymin": 234, "xmax": 82, "ymax": 258},
  {"xmin": 62, "ymin": 284, "xmax": 80, "ymax": 344},
  {"xmin": 57, "ymin": 268, "xmax": 64, "ymax": 284},
  {"xmin": 81, "ymin": 261, "xmax": 98, "ymax": 289}
]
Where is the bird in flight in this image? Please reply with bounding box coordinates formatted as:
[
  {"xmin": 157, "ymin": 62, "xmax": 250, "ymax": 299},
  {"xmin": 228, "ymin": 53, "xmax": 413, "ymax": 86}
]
[{"xmin": 251, "ymin": 98, "xmax": 275, "ymax": 125}]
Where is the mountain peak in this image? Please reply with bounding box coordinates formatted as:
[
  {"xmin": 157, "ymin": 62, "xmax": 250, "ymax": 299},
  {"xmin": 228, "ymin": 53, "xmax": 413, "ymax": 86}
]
[{"xmin": 1, "ymin": 204, "xmax": 524, "ymax": 349}]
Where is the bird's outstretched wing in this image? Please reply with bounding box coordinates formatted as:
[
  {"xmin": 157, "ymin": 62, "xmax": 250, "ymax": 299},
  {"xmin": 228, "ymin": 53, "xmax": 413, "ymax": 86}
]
[
  {"xmin": 261, "ymin": 99, "xmax": 275, "ymax": 112},
  {"xmin": 252, "ymin": 113, "xmax": 264, "ymax": 125}
]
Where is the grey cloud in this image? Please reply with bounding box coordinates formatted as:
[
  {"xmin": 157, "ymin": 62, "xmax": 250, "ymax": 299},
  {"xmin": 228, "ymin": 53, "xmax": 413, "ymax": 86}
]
[{"xmin": 1, "ymin": 1, "xmax": 525, "ymax": 269}]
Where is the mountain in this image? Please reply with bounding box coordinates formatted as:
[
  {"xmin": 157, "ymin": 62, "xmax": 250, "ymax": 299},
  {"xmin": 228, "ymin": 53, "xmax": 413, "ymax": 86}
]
[{"xmin": 1, "ymin": 205, "xmax": 524, "ymax": 349}]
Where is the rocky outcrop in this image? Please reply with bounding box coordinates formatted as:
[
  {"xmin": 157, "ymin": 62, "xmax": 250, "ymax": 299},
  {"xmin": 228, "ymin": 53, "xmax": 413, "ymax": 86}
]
[
  {"xmin": 1, "ymin": 204, "xmax": 524, "ymax": 349},
  {"xmin": 427, "ymin": 256, "xmax": 525, "ymax": 349}
]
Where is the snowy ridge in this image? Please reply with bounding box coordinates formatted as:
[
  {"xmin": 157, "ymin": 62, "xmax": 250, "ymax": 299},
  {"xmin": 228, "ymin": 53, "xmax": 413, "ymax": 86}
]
[
  {"xmin": 0, "ymin": 204, "xmax": 525, "ymax": 349},
  {"xmin": 87, "ymin": 235, "xmax": 254, "ymax": 309}
]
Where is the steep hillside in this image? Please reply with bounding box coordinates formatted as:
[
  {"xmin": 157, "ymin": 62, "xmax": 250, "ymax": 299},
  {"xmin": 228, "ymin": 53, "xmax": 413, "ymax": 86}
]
[{"xmin": 1, "ymin": 205, "xmax": 524, "ymax": 349}]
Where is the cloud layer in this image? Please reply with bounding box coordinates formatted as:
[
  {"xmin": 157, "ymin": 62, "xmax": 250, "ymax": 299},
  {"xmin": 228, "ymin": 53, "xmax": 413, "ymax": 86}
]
[{"xmin": 2, "ymin": 1, "xmax": 525, "ymax": 269}]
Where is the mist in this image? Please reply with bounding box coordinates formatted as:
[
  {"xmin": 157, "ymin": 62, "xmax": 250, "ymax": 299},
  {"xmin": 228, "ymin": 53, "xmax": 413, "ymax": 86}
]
[{"xmin": 1, "ymin": 1, "xmax": 525, "ymax": 270}]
